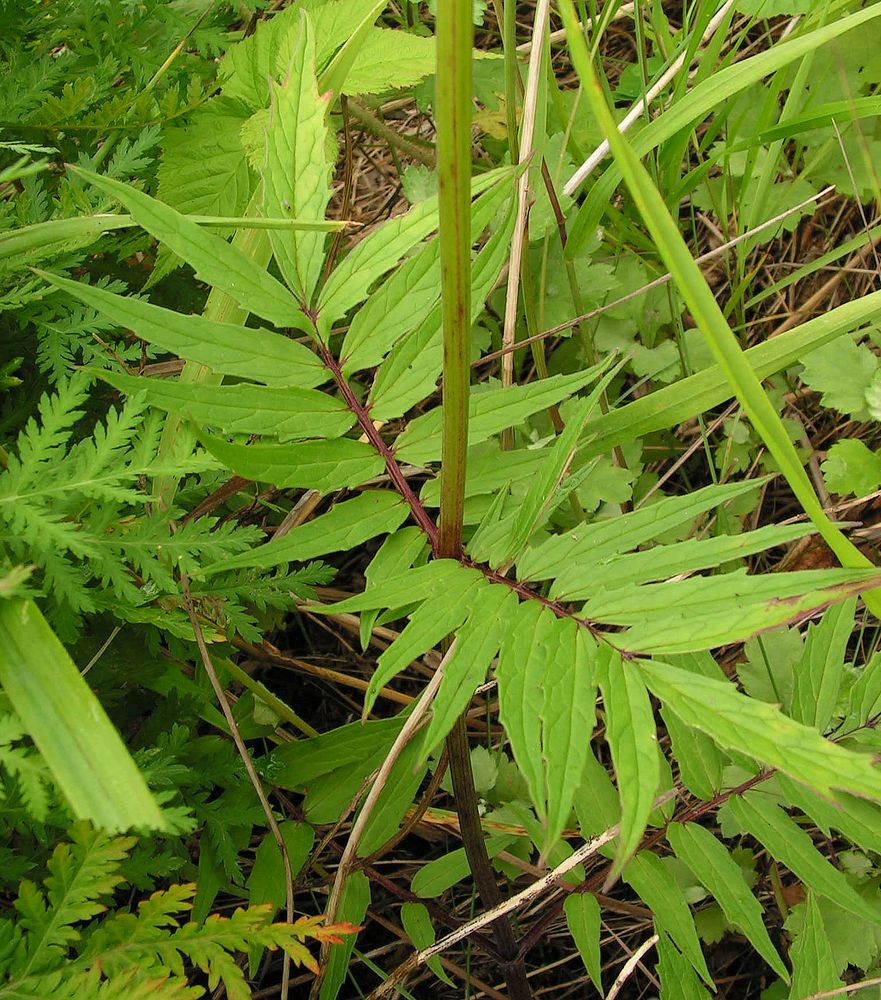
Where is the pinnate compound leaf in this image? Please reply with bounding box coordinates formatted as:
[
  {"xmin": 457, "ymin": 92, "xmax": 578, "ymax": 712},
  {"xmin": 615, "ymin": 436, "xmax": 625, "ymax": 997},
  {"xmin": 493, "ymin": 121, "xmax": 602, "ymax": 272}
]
[
  {"xmin": 97, "ymin": 370, "xmax": 353, "ymax": 440},
  {"xmin": 69, "ymin": 167, "xmax": 303, "ymax": 329},
  {"xmin": 262, "ymin": 11, "xmax": 332, "ymax": 308},
  {"xmin": 419, "ymin": 583, "xmax": 517, "ymax": 760},
  {"xmin": 656, "ymin": 932, "xmax": 712, "ymax": 1000},
  {"xmin": 623, "ymin": 852, "xmax": 713, "ymax": 987},
  {"xmin": 202, "ymin": 491, "xmax": 408, "ymax": 576},
  {"xmin": 36, "ymin": 271, "xmax": 327, "ymax": 388},
  {"xmin": 788, "ymin": 892, "xmax": 843, "ymax": 1000},
  {"xmin": 363, "ymin": 572, "xmax": 486, "ymax": 716},
  {"xmin": 199, "ymin": 434, "xmax": 383, "ymax": 493},
  {"xmin": 790, "ymin": 598, "xmax": 853, "ymax": 732},
  {"xmin": 726, "ymin": 792, "xmax": 881, "ymax": 926},
  {"xmin": 638, "ymin": 658, "xmax": 881, "ymax": 801},
  {"xmin": 563, "ymin": 892, "xmax": 603, "ymax": 993},
  {"xmin": 597, "ymin": 650, "xmax": 659, "ymax": 873},
  {"xmin": 666, "ymin": 821, "xmax": 788, "ymax": 980}
]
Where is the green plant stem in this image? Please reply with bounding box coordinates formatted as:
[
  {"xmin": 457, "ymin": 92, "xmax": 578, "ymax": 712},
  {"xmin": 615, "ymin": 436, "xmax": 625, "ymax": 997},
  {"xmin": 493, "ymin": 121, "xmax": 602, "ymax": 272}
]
[
  {"xmin": 436, "ymin": 0, "xmax": 473, "ymax": 560},
  {"xmin": 436, "ymin": 5, "xmax": 532, "ymax": 997}
]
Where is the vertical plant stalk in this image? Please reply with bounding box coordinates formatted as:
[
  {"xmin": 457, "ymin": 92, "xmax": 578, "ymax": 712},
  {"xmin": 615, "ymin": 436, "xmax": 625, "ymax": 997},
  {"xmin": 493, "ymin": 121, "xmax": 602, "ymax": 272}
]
[
  {"xmin": 436, "ymin": 4, "xmax": 533, "ymax": 998},
  {"xmin": 436, "ymin": 0, "xmax": 473, "ymax": 556}
]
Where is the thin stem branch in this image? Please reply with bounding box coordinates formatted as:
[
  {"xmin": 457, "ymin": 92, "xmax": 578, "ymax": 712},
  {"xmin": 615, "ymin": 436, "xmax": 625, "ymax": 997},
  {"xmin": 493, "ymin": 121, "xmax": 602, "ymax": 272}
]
[{"xmin": 180, "ymin": 574, "xmax": 294, "ymax": 1000}]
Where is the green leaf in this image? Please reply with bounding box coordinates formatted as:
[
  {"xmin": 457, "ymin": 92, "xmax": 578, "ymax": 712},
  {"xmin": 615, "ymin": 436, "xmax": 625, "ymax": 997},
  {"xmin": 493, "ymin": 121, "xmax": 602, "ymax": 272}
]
[
  {"xmin": 550, "ymin": 523, "xmax": 809, "ymax": 602},
  {"xmin": 343, "ymin": 29, "xmax": 436, "ymax": 94},
  {"xmin": 666, "ymin": 821, "xmax": 788, "ymax": 980},
  {"xmin": 788, "ymin": 892, "xmax": 843, "ymax": 1000},
  {"xmin": 597, "ymin": 651, "xmax": 659, "ymax": 874},
  {"xmin": 726, "ymin": 792, "xmax": 881, "ymax": 926},
  {"xmin": 419, "ymin": 583, "xmax": 516, "ymax": 760},
  {"xmin": 582, "ymin": 294, "xmax": 881, "ymax": 465},
  {"xmin": 246, "ymin": 821, "xmax": 314, "ymax": 911},
  {"xmin": 778, "ymin": 776, "xmax": 881, "ymax": 858},
  {"xmin": 411, "ymin": 835, "xmax": 516, "ymax": 897},
  {"xmin": 660, "ymin": 654, "xmax": 725, "ymax": 802},
  {"xmin": 363, "ymin": 572, "xmax": 486, "ymax": 716},
  {"xmin": 656, "ymin": 932, "xmax": 712, "ymax": 1000},
  {"xmin": 790, "ymin": 598, "xmax": 853, "ymax": 731},
  {"xmin": 596, "ymin": 568, "xmax": 881, "ymax": 655},
  {"xmin": 319, "ymin": 870, "xmax": 369, "ymax": 1000},
  {"xmin": 68, "ymin": 166, "xmax": 304, "ymax": 330},
  {"xmin": 317, "ymin": 168, "xmax": 508, "ymax": 336},
  {"xmin": 261, "ymin": 11, "xmax": 332, "ymax": 307},
  {"xmin": 541, "ymin": 624, "xmax": 599, "ymax": 853},
  {"xmin": 266, "ymin": 715, "xmax": 405, "ymax": 789},
  {"xmin": 202, "ymin": 491, "xmax": 408, "ymax": 575},
  {"xmin": 847, "ymin": 648, "xmax": 881, "ymax": 727},
  {"xmin": 503, "ymin": 381, "xmax": 616, "ymax": 567},
  {"xmin": 563, "ymin": 892, "xmax": 603, "ymax": 993},
  {"xmin": 341, "ymin": 175, "xmax": 508, "ymax": 376},
  {"xmin": 0, "ymin": 600, "xmax": 167, "ymax": 832},
  {"xmin": 800, "ymin": 337, "xmax": 878, "ymax": 420},
  {"xmin": 822, "ymin": 439, "xmax": 881, "ymax": 497},
  {"xmin": 638, "ymin": 658, "xmax": 881, "ymax": 801},
  {"xmin": 96, "ymin": 370, "xmax": 352, "ymax": 440},
  {"xmin": 623, "ymin": 852, "xmax": 713, "ymax": 987},
  {"xmin": 198, "ymin": 434, "xmax": 384, "ymax": 493},
  {"xmin": 36, "ymin": 271, "xmax": 327, "ymax": 389},
  {"xmin": 357, "ymin": 739, "xmax": 427, "ymax": 856},
  {"xmin": 318, "ymin": 0, "xmax": 386, "ymax": 97},
  {"xmin": 394, "ymin": 366, "xmax": 608, "ymax": 466},
  {"xmin": 156, "ymin": 102, "xmax": 252, "ymax": 221},
  {"xmin": 519, "ymin": 479, "xmax": 762, "ymax": 584},
  {"xmin": 400, "ymin": 902, "xmax": 454, "ymax": 987},
  {"xmin": 496, "ymin": 601, "xmax": 548, "ymax": 819},
  {"xmin": 313, "ymin": 560, "xmax": 471, "ymax": 615},
  {"xmin": 368, "ymin": 189, "xmax": 517, "ymax": 421}
]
